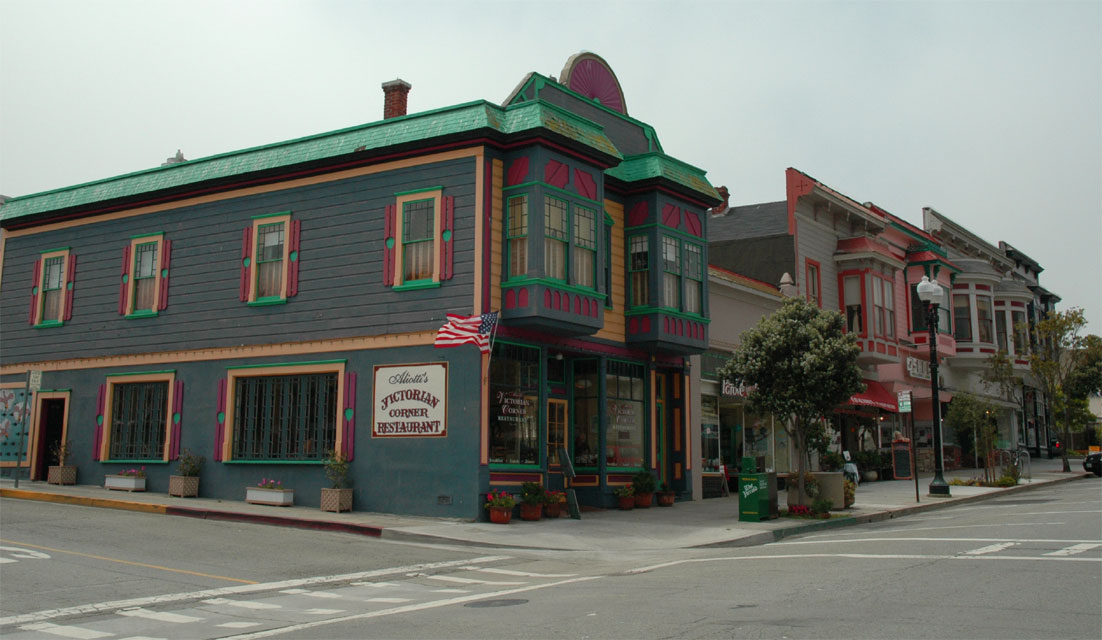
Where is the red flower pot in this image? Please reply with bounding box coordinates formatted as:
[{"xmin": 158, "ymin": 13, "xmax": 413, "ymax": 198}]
[
  {"xmin": 544, "ymin": 502, "xmax": 562, "ymax": 518},
  {"xmin": 618, "ymin": 496, "xmax": 635, "ymax": 510},
  {"xmin": 634, "ymin": 492, "xmax": 653, "ymax": 508},
  {"xmin": 488, "ymin": 506, "xmax": 512, "ymax": 524},
  {"xmin": 520, "ymin": 503, "xmax": 542, "ymax": 521},
  {"xmin": 657, "ymin": 491, "xmax": 675, "ymax": 506}
]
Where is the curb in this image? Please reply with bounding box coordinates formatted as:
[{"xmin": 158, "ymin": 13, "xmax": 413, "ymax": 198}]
[
  {"xmin": 0, "ymin": 488, "xmax": 167, "ymax": 515},
  {"xmin": 695, "ymin": 471, "xmax": 1092, "ymax": 549}
]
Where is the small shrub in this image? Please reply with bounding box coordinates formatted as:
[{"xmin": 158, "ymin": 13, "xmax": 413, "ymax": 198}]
[
  {"xmin": 632, "ymin": 470, "xmax": 656, "ymax": 494},
  {"xmin": 614, "ymin": 485, "xmax": 634, "ymax": 498},
  {"xmin": 323, "ymin": 450, "xmax": 350, "ymax": 488},
  {"xmin": 50, "ymin": 439, "xmax": 73, "ymax": 466},
  {"xmin": 176, "ymin": 449, "xmax": 204, "ymax": 477},
  {"xmin": 811, "ymin": 496, "xmax": 834, "ymax": 515},
  {"xmin": 843, "ymin": 478, "xmax": 856, "ymax": 508},
  {"xmin": 520, "ymin": 481, "xmax": 546, "ymax": 505},
  {"xmin": 820, "ymin": 451, "xmax": 845, "ymax": 472}
]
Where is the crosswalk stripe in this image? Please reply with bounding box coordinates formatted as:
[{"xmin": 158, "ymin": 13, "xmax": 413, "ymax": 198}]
[
  {"xmin": 463, "ymin": 566, "xmax": 576, "ymax": 578},
  {"xmin": 432, "ymin": 589, "xmax": 469, "ymax": 593},
  {"xmin": 216, "ymin": 622, "xmax": 262, "ymax": 629},
  {"xmin": 1044, "ymin": 543, "xmax": 1102, "ymax": 556},
  {"xmin": 117, "ymin": 608, "xmax": 202, "ymax": 623},
  {"xmin": 19, "ymin": 622, "xmax": 112, "ymax": 639},
  {"xmin": 201, "ymin": 598, "xmax": 281, "ymax": 610},
  {"xmin": 350, "ymin": 581, "xmax": 398, "ymax": 588},
  {"xmin": 279, "ymin": 589, "xmax": 309, "ymax": 594},
  {"xmin": 302, "ymin": 609, "xmax": 345, "ymax": 615},
  {"xmin": 963, "ymin": 543, "xmax": 1018, "ymax": 555},
  {"xmin": 365, "ymin": 598, "xmax": 412, "ymax": 603},
  {"xmin": 423, "ymin": 575, "xmax": 525, "ymax": 585}
]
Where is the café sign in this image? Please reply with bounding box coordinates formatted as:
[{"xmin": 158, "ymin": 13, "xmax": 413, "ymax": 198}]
[
  {"xmin": 373, "ymin": 363, "xmax": 448, "ymax": 437},
  {"xmin": 722, "ymin": 379, "xmax": 755, "ymax": 398}
]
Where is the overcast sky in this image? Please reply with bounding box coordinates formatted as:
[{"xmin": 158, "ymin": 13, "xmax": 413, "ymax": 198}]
[{"xmin": 2, "ymin": 0, "xmax": 1099, "ymax": 332}]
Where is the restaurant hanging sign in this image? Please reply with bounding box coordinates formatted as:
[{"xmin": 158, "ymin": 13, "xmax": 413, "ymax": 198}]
[{"xmin": 373, "ymin": 363, "xmax": 448, "ymax": 437}]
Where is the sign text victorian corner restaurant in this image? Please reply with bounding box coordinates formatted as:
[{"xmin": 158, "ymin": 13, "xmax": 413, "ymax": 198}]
[{"xmin": 373, "ymin": 363, "xmax": 448, "ymax": 437}]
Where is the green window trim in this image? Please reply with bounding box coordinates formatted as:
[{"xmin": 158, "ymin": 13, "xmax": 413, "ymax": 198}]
[
  {"xmin": 106, "ymin": 460, "xmax": 169, "ymax": 465},
  {"xmin": 502, "ymin": 278, "xmax": 607, "ymax": 300},
  {"xmin": 222, "ymin": 460, "xmax": 325, "ymax": 465},
  {"xmin": 392, "ymin": 280, "xmax": 442, "ymax": 291},
  {"xmin": 125, "ymin": 310, "xmax": 160, "ymax": 319},
  {"xmin": 33, "ymin": 320, "xmax": 65, "ymax": 329},
  {"xmin": 624, "ymin": 307, "xmax": 711, "ymax": 323},
  {"xmin": 251, "ymin": 210, "xmax": 293, "ymax": 220},
  {"xmin": 247, "ymin": 297, "xmax": 288, "ymax": 307},
  {"xmin": 628, "ymin": 234, "xmax": 649, "ymax": 308},
  {"xmin": 227, "ymin": 359, "xmax": 345, "ymax": 371}
]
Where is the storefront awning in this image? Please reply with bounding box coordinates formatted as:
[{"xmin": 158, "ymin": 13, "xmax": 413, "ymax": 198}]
[{"xmin": 848, "ymin": 380, "xmax": 898, "ymax": 412}]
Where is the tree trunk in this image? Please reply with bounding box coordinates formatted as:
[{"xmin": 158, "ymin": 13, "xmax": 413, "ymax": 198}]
[
  {"xmin": 794, "ymin": 426, "xmax": 807, "ymax": 506},
  {"xmin": 1062, "ymin": 405, "xmax": 1071, "ymax": 472}
]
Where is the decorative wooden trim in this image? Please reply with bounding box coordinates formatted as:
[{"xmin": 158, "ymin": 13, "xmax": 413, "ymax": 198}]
[
  {"xmin": 245, "ymin": 213, "xmax": 292, "ymax": 303},
  {"xmin": 393, "ymin": 189, "xmax": 443, "ymax": 287},
  {"xmin": 222, "ymin": 361, "xmax": 345, "ymax": 462},
  {"xmin": 32, "ymin": 248, "xmax": 71, "ymax": 326},
  {"xmin": 122, "ymin": 233, "xmax": 165, "ymax": 316},
  {"xmin": 1, "ymin": 330, "xmax": 438, "ymax": 375},
  {"xmin": 100, "ymin": 371, "xmax": 176, "ymax": 463}
]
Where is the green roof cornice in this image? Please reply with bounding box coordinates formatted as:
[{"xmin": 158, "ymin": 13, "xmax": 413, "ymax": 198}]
[
  {"xmin": 605, "ymin": 152, "xmax": 719, "ymax": 203},
  {"xmin": 1, "ymin": 100, "xmax": 619, "ymax": 223},
  {"xmin": 510, "ymin": 72, "xmax": 664, "ymax": 154}
]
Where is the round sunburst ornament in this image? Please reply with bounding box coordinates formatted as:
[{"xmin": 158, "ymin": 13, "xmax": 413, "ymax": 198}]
[{"xmin": 559, "ymin": 52, "xmax": 627, "ymax": 115}]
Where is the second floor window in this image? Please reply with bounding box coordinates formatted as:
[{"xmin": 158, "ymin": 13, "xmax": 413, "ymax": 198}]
[
  {"xmin": 844, "ymin": 275, "xmax": 862, "ymax": 333},
  {"xmin": 685, "ymin": 243, "xmax": 703, "ymax": 314},
  {"xmin": 41, "ymin": 256, "xmax": 66, "ymax": 322},
  {"xmin": 256, "ymin": 221, "xmax": 285, "ymax": 299},
  {"xmin": 132, "ymin": 241, "xmax": 159, "ymax": 312},
  {"xmin": 872, "ymin": 277, "xmax": 894, "ymax": 339},
  {"xmin": 544, "ymin": 196, "xmax": 568, "ymax": 280},
  {"xmin": 662, "ymin": 235, "xmax": 680, "ymax": 309},
  {"xmin": 996, "ymin": 310, "xmax": 1008, "ymax": 351},
  {"xmin": 402, "ymin": 199, "xmax": 435, "ymax": 282},
  {"xmin": 507, "ymin": 195, "xmax": 528, "ymax": 278},
  {"xmin": 629, "ymin": 236, "xmax": 649, "ymax": 307},
  {"xmin": 572, "ymin": 206, "xmax": 596, "ymax": 288},
  {"xmin": 1012, "ymin": 310, "xmax": 1028, "ymax": 355},
  {"xmin": 953, "ymin": 295, "xmax": 972, "ymax": 341},
  {"xmin": 976, "ymin": 296, "xmax": 995, "ymax": 343}
]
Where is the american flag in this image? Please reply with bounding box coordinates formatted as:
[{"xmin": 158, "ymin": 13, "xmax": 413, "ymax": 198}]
[{"xmin": 434, "ymin": 312, "xmax": 498, "ymax": 353}]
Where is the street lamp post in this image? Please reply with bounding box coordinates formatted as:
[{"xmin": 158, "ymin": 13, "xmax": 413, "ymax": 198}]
[{"xmin": 917, "ymin": 276, "xmax": 951, "ymax": 496}]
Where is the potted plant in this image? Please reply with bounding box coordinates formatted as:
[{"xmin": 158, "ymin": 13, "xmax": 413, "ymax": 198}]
[
  {"xmin": 105, "ymin": 466, "xmax": 146, "ymax": 492},
  {"xmin": 320, "ymin": 450, "xmax": 353, "ymax": 513},
  {"xmin": 519, "ymin": 481, "xmax": 545, "ymax": 521},
  {"xmin": 544, "ymin": 490, "xmax": 566, "ymax": 518},
  {"xmin": 246, "ymin": 478, "xmax": 294, "ymax": 506},
  {"xmin": 47, "ymin": 439, "xmax": 76, "ymax": 485},
  {"xmin": 614, "ymin": 484, "xmax": 635, "ymax": 510},
  {"xmin": 632, "ymin": 470, "xmax": 656, "ymax": 508},
  {"xmin": 843, "ymin": 477, "xmax": 856, "ymax": 508},
  {"xmin": 484, "ymin": 490, "xmax": 516, "ymax": 524},
  {"xmin": 819, "ymin": 451, "xmax": 845, "ymax": 472},
  {"xmin": 169, "ymin": 448, "xmax": 203, "ymax": 497},
  {"xmin": 656, "ymin": 482, "xmax": 676, "ymax": 507}
]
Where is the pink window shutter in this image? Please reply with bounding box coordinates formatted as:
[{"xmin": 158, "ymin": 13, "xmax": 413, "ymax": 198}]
[
  {"xmin": 158, "ymin": 239, "xmax": 171, "ymax": 311},
  {"xmin": 239, "ymin": 227, "xmax": 252, "ymax": 302},
  {"xmin": 440, "ymin": 196, "xmax": 454, "ymax": 281},
  {"xmin": 383, "ymin": 204, "xmax": 396, "ymax": 286},
  {"xmin": 171, "ymin": 380, "xmax": 184, "ymax": 459},
  {"xmin": 118, "ymin": 245, "xmax": 131, "ymax": 315},
  {"xmin": 214, "ymin": 379, "xmax": 226, "ymax": 462},
  {"xmin": 28, "ymin": 258, "xmax": 41, "ymax": 325},
  {"xmin": 343, "ymin": 372, "xmax": 357, "ymax": 461},
  {"xmin": 287, "ymin": 219, "xmax": 301, "ymax": 297},
  {"xmin": 93, "ymin": 383, "xmax": 106, "ymax": 461},
  {"xmin": 62, "ymin": 255, "xmax": 77, "ymax": 321}
]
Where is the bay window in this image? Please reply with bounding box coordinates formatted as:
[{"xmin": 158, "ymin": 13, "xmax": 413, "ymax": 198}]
[
  {"xmin": 844, "ymin": 275, "xmax": 863, "ymax": 334},
  {"xmin": 976, "ymin": 296, "xmax": 995, "ymax": 343},
  {"xmin": 953, "ymin": 295, "xmax": 972, "ymax": 341},
  {"xmin": 629, "ymin": 236, "xmax": 649, "ymax": 307},
  {"xmin": 572, "ymin": 206, "xmax": 596, "ymax": 288},
  {"xmin": 662, "ymin": 235, "xmax": 680, "ymax": 309},
  {"xmin": 544, "ymin": 196, "xmax": 568, "ymax": 280},
  {"xmin": 507, "ymin": 195, "xmax": 528, "ymax": 279}
]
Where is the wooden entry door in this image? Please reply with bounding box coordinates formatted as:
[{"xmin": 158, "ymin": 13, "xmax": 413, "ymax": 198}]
[{"xmin": 33, "ymin": 396, "xmax": 67, "ymax": 480}]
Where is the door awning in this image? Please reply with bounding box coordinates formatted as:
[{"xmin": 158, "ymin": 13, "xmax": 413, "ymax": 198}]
[{"xmin": 848, "ymin": 380, "xmax": 898, "ymax": 412}]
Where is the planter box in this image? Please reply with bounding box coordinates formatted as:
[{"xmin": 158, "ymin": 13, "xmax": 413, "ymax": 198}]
[
  {"xmin": 47, "ymin": 465, "xmax": 77, "ymax": 485},
  {"xmin": 105, "ymin": 475, "xmax": 146, "ymax": 492},
  {"xmin": 169, "ymin": 475, "xmax": 200, "ymax": 498},
  {"xmin": 320, "ymin": 487, "xmax": 353, "ymax": 513},
  {"xmin": 812, "ymin": 472, "xmax": 844, "ymax": 510},
  {"xmin": 247, "ymin": 487, "xmax": 294, "ymax": 506}
]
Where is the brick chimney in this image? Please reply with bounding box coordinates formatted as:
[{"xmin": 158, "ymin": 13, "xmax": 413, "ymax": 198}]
[
  {"xmin": 382, "ymin": 79, "xmax": 411, "ymax": 119},
  {"xmin": 709, "ymin": 185, "xmax": 730, "ymax": 216}
]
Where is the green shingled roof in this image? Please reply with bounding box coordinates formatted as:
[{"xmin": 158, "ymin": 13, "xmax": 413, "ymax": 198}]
[
  {"xmin": 606, "ymin": 153, "xmax": 719, "ymax": 202},
  {"xmin": 1, "ymin": 100, "xmax": 620, "ymax": 222}
]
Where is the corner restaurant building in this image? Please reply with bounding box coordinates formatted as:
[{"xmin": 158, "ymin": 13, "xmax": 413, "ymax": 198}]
[{"xmin": 0, "ymin": 53, "xmax": 721, "ymax": 518}]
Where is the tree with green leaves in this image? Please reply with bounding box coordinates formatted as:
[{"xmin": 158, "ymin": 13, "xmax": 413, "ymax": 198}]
[
  {"xmin": 945, "ymin": 391, "xmax": 1000, "ymax": 483},
  {"xmin": 721, "ymin": 297, "xmax": 863, "ymax": 506},
  {"xmin": 1029, "ymin": 308, "xmax": 1098, "ymax": 472}
]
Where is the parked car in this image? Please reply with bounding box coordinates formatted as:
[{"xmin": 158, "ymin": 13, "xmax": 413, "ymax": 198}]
[{"xmin": 1083, "ymin": 451, "xmax": 1102, "ymax": 477}]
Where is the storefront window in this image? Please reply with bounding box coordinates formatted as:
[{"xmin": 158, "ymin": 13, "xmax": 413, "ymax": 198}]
[
  {"xmin": 606, "ymin": 360, "xmax": 645, "ymax": 468},
  {"xmin": 744, "ymin": 411, "xmax": 772, "ymax": 470},
  {"xmin": 489, "ymin": 343, "xmax": 540, "ymax": 465},
  {"xmin": 572, "ymin": 360, "xmax": 600, "ymax": 468}
]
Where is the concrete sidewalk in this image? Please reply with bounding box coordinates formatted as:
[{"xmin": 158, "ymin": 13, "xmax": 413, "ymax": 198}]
[{"xmin": 1, "ymin": 458, "xmax": 1092, "ymax": 553}]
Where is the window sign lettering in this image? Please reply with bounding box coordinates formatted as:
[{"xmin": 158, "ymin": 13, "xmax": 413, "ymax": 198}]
[{"xmin": 373, "ymin": 363, "xmax": 448, "ymax": 437}]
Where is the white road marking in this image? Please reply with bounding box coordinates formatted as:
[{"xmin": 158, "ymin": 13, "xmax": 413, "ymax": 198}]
[
  {"xmin": 0, "ymin": 546, "xmax": 51, "ymax": 562},
  {"xmin": 217, "ymin": 575, "xmax": 602, "ymax": 639},
  {"xmin": 462, "ymin": 566, "xmax": 576, "ymax": 578},
  {"xmin": 840, "ymin": 522, "xmax": 1066, "ymax": 535},
  {"xmin": 626, "ymin": 552, "xmax": 1102, "ymax": 574},
  {"xmin": 217, "ymin": 622, "xmax": 262, "ymax": 629},
  {"xmin": 364, "ymin": 598, "xmax": 412, "ymax": 603},
  {"xmin": 769, "ymin": 536, "xmax": 1101, "ymax": 546},
  {"xmin": 301, "ymin": 609, "xmax": 344, "ymax": 615},
  {"xmin": 349, "ymin": 581, "xmax": 398, "ymax": 588},
  {"xmin": 18, "ymin": 622, "xmax": 112, "ymax": 639},
  {"xmin": 116, "ymin": 607, "xmax": 202, "ymax": 623},
  {"xmin": 278, "ymin": 589, "xmax": 309, "ymax": 594},
  {"xmin": 201, "ymin": 598, "xmax": 281, "ymax": 610},
  {"xmin": 1, "ymin": 555, "xmax": 510, "ymax": 626},
  {"xmin": 963, "ymin": 542, "xmax": 1018, "ymax": 555},
  {"xmin": 118, "ymin": 636, "xmax": 167, "ymax": 639},
  {"xmin": 422, "ymin": 575, "xmax": 526, "ymax": 585},
  {"xmin": 431, "ymin": 588, "xmax": 469, "ymax": 593},
  {"xmin": 1045, "ymin": 543, "xmax": 1102, "ymax": 556}
]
